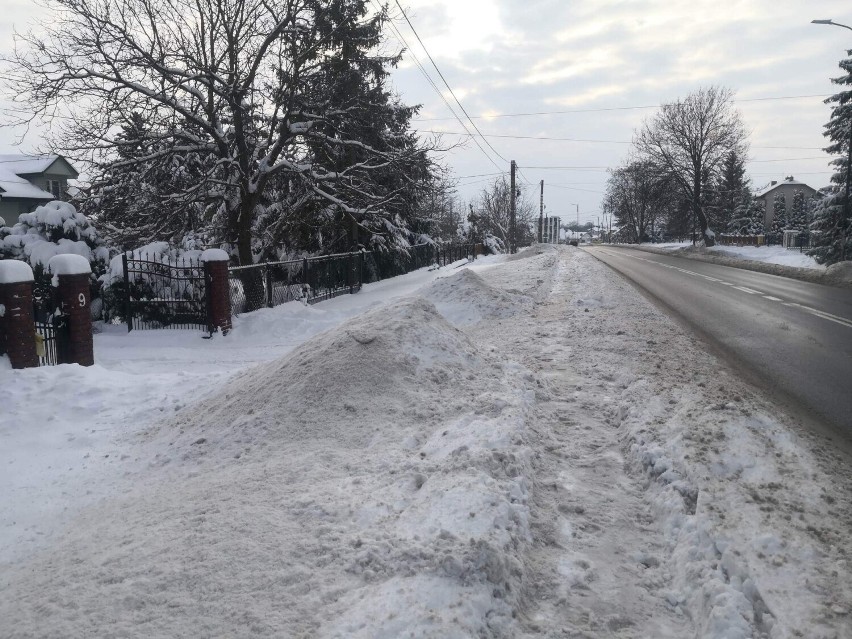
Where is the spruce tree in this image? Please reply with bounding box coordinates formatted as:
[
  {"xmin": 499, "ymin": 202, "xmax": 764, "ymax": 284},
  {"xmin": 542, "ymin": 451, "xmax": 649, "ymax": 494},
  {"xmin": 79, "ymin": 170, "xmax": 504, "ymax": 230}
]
[
  {"xmin": 729, "ymin": 194, "xmax": 764, "ymax": 235},
  {"xmin": 787, "ymin": 189, "xmax": 809, "ymax": 232},
  {"xmin": 714, "ymin": 150, "xmax": 749, "ymax": 232},
  {"xmin": 809, "ymin": 48, "xmax": 852, "ymax": 264},
  {"xmin": 771, "ymin": 193, "xmax": 787, "ymax": 233}
]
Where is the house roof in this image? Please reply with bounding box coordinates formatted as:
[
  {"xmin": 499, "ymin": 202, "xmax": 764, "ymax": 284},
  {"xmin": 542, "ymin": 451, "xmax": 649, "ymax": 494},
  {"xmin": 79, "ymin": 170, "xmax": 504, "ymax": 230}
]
[
  {"xmin": 0, "ymin": 154, "xmax": 78, "ymax": 201},
  {"xmin": 0, "ymin": 175, "xmax": 54, "ymax": 199},
  {"xmin": 755, "ymin": 176, "xmax": 816, "ymax": 198},
  {"xmin": 0, "ymin": 154, "xmax": 78, "ymax": 177}
]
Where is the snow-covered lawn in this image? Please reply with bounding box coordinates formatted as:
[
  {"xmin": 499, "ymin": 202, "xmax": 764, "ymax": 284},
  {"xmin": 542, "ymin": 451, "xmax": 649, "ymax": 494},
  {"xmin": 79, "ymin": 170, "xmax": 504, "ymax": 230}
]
[{"xmin": 2, "ymin": 246, "xmax": 850, "ymax": 638}]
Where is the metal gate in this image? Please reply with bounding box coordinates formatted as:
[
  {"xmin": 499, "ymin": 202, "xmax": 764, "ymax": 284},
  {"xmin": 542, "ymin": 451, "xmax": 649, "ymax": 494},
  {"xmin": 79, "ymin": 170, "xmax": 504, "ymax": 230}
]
[
  {"xmin": 122, "ymin": 254, "xmax": 208, "ymax": 331},
  {"xmin": 33, "ymin": 297, "xmax": 69, "ymax": 366}
]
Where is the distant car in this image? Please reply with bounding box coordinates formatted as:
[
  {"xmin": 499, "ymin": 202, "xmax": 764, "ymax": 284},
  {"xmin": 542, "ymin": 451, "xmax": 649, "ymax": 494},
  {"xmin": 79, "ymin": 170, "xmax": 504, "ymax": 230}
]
[{"xmin": 569, "ymin": 240, "xmax": 579, "ymax": 246}]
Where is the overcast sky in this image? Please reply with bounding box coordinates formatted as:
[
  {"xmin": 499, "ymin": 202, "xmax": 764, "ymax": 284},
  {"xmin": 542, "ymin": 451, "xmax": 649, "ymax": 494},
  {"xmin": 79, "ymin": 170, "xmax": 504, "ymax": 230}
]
[{"xmin": 2, "ymin": 0, "xmax": 851, "ymax": 226}]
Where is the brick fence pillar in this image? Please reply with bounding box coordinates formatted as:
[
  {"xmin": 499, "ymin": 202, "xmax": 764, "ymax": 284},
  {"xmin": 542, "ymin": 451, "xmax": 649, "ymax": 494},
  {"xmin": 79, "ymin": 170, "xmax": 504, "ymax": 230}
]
[
  {"xmin": 0, "ymin": 261, "xmax": 38, "ymax": 369},
  {"xmin": 201, "ymin": 249, "xmax": 232, "ymax": 335},
  {"xmin": 48, "ymin": 255, "xmax": 94, "ymax": 367}
]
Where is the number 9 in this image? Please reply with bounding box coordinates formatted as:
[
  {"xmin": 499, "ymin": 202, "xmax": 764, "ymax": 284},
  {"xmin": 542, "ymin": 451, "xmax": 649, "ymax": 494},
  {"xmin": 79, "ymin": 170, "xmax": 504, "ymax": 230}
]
[{"xmin": 78, "ymin": 293, "xmax": 86, "ymax": 307}]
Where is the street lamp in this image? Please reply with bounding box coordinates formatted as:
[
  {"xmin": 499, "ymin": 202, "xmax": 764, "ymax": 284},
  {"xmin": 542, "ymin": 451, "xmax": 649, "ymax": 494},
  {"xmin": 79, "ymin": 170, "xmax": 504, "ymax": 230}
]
[
  {"xmin": 812, "ymin": 18, "xmax": 852, "ymax": 260},
  {"xmin": 811, "ymin": 19, "xmax": 852, "ymax": 31}
]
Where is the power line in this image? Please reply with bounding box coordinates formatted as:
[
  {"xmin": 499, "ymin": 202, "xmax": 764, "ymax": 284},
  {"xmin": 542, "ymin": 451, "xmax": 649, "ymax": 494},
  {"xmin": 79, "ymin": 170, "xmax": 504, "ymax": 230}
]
[
  {"xmin": 376, "ymin": 1, "xmax": 505, "ymax": 173},
  {"xmin": 455, "ymin": 171, "xmax": 505, "ymax": 179},
  {"xmin": 748, "ymin": 156, "xmax": 829, "ymax": 163},
  {"xmin": 393, "ymin": 0, "xmax": 510, "ymax": 166},
  {"xmin": 416, "ymin": 129, "xmax": 826, "ymax": 151},
  {"xmin": 413, "ymin": 94, "xmax": 833, "ymax": 122},
  {"xmin": 546, "ymin": 184, "xmax": 605, "ymax": 194}
]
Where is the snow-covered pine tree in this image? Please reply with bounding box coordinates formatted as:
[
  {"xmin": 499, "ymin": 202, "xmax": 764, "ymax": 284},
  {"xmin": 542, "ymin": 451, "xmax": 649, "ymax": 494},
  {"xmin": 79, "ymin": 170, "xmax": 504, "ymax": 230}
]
[
  {"xmin": 77, "ymin": 113, "xmax": 213, "ymax": 250},
  {"xmin": 787, "ymin": 189, "xmax": 809, "ymax": 232},
  {"xmin": 728, "ymin": 194, "xmax": 764, "ymax": 235},
  {"xmin": 712, "ymin": 150, "xmax": 749, "ymax": 232},
  {"xmin": 809, "ymin": 48, "xmax": 852, "ymax": 264},
  {"xmin": 771, "ymin": 193, "xmax": 787, "ymax": 233}
]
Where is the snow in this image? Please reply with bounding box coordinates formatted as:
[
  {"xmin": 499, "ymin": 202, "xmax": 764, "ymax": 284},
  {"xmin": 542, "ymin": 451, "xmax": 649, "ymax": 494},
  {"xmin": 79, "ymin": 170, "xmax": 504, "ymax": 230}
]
[
  {"xmin": 1, "ymin": 201, "xmax": 102, "ymax": 269},
  {"xmin": 47, "ymin": 253, "xmax": 92, "ymax": 276},
  {"xmin": 1, "ymin": 246, "xmax": 851, "ymax": 638},
  {"xmin": 0, "ymin": 259, "xmax": 34, "ymax": 284},
  {"xmin": 652, "ymin": 241, "xmax": 825, "ymax": 269},
  {"xmin": 199, "ymin": 248, "xmax": 230, "ymax": 262}
]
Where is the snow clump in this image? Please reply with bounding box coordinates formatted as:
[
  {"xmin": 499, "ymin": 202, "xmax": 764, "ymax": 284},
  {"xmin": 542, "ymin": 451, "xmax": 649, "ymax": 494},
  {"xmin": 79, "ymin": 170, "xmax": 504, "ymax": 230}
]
[{"xmin": 418, "ymin": 268, "xmax": 534, "ymax": 326}]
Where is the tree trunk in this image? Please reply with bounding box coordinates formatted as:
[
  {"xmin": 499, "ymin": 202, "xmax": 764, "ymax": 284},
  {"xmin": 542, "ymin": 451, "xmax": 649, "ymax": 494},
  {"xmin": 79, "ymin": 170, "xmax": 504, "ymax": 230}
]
[
  {"xmin": 234, "ymin": 197, "xmax": 266, "ymax": 312},
  {"xmin": 693, "ymin": 177, "xmax": 715, "ymax": 247}
]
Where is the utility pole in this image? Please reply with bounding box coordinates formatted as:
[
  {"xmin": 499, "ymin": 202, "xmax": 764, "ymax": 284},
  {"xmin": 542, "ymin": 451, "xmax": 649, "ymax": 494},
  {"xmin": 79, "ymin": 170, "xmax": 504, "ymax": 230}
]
[
  {"xmin": 510, "ymin": 160, "xmax": 517, "ymax": 253},
  {"xmin": 538, "ymin": 179, "xmax": 544, "ymax": 244}
]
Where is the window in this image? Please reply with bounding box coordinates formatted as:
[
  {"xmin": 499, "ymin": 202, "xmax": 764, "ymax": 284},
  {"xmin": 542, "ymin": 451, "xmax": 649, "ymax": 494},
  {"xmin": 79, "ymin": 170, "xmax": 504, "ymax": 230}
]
[{"xmin": 46, "ymin": 179, "xmax": 63, "ymax": 199}]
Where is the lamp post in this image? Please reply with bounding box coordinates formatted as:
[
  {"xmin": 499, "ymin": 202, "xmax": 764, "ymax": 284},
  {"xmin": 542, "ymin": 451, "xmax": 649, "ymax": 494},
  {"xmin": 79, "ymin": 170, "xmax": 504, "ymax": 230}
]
[{"xmin": 812, "ymin": 18, "xmax": 852, "ymax": 260}]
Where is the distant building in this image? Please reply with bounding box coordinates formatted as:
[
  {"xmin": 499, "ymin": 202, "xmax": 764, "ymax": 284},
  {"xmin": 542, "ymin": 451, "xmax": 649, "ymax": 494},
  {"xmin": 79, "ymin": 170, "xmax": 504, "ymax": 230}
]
[
  {"xmin": 754, "ymin": 176, "xmax": 817, "ymax": 230},
  {"xmin": 542, "ymin": 216, "xmax": 561, "ymax": 244},
  {"xmin": 0, "ymin": 155, "xmax": 79, "ymax": 227}
]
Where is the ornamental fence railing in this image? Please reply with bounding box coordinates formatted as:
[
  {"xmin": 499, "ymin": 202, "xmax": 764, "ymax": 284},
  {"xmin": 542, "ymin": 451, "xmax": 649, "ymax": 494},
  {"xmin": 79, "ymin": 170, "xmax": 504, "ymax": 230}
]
[
  {"xmin": 119, "ymin": 254, "xmax": 209, "ymax": 331},
  {"xmin": 229, "ymin": 242, "xmax": 477, "ymax": 315},
  {"xmin": 108, "ymin": 243, "xmax": 476, "ymax": 328}
]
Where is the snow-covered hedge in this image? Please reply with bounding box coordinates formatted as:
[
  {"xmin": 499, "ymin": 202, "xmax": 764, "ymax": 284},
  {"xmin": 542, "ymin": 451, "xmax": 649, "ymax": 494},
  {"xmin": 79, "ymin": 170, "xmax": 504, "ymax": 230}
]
[
  {"xmin": 0, "ymin": 201, "xmax": 111, "ymax": 269},
  {"xmin": 0, "ymin": 201, "xmax": 113, "ymax": 316}
]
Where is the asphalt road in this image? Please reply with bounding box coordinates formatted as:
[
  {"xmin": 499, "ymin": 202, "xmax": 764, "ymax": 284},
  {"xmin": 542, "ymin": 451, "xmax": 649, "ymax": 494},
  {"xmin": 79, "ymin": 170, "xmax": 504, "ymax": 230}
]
[{"xmin": 585, "ymin": 245, "xmax": 852, "ymax": 437}]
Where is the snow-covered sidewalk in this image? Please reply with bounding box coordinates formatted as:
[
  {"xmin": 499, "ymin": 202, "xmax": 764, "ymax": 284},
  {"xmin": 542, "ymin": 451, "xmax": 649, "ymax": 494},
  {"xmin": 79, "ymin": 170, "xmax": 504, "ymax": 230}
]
[{"xmin": 1, "ymin": 246, "xmax": 850, "ymax": 638}]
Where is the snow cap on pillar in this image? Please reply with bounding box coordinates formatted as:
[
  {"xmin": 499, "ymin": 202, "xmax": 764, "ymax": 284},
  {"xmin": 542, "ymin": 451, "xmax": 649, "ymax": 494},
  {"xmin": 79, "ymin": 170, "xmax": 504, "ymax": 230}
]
[
  {"xmin": 0, "ymin": 260, "xmax": 35, "ymax": 284},
  {"xmin": 200, "ymin": 248, "xmax": 230, "ymax": 263},
  {"xmin": 47, "ymin": 254, "xmax": 92, "ymax": 276}
]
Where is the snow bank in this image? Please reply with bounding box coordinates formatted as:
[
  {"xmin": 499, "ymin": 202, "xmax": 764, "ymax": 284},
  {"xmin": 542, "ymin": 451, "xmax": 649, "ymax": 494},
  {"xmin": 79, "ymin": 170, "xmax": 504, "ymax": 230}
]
[
  {"xmin": 824, "ymin": 260, "xmax": 852, "ymax": 287},
  {"xmin": 0, "ymin": 296, "xmax": 535, "ymax": 637}
]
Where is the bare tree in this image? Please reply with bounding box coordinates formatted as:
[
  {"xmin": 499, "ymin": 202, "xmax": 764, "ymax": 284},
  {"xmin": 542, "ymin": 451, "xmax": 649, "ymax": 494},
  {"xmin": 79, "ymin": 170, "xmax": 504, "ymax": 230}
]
[
  {"xmin": 475, "ymin": 177, "xmax": 535, "ymax": 249},
  {"xmin": 3, "ymin": 0, "xmax": 431, "ymax": 264},
  {"xmin": 634, "ymin": 86, "xmax": 748, "ymax": 246},
  {"xmin": 604, "ymin": 158, "xmax": 672, "ymax": 243}
]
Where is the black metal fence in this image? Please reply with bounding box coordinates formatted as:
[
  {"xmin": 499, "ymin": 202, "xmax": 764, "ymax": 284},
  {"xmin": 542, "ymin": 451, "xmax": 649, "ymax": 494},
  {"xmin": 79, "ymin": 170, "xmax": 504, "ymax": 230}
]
[
  {"xmin": 110, "ymin": 243, "xmax": 476, "ymax": 326},
  {"xmin": 230, "ymin": 242, "xmax": 476, "ymax": 316},
  {"xmin": 787, "ymin": 232, "xmax": 811, "ymax": 252},
  {"xmin": 32, "ymin": 296, "xmax": 68, "ymax": 366},
  {"xmin": 229, "ymin": 251, "xmax": 361, "ymax": 314},
  {"xmin": 121, "ymin": 254, "xmax": 208, "ymax": 331}
]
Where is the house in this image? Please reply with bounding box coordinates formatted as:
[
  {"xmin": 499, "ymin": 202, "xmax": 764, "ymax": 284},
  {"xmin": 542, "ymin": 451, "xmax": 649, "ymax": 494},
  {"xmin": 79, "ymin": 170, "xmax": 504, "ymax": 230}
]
[
  {"xmin": 755, "ymin": 176, "xmax": 817, "ymax": 230},
  {"xmin": 0, "ymin": 155, "xmax": 79, "ymax": 227}
]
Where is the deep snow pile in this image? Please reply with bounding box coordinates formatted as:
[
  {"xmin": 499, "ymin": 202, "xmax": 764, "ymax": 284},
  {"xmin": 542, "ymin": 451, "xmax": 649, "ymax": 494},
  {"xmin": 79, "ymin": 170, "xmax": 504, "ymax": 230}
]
[{"xmin": 1, "ymin": 295, "xmax": 537, "ymax": 638}]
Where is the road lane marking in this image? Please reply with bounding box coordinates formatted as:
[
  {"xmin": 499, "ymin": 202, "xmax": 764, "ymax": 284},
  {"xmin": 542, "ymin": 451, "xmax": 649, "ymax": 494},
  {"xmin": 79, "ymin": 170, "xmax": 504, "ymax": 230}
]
[
  {"xmin": 593, "ymin": 248, "xmax": 852, "ymax": 330},
  {"xmin": 783, "ymin": 303, "xmax": 852, "ymax": 328},
  {"xmin": 732, "ymin": 286, "xmax": 764, "ymax": 295}
]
